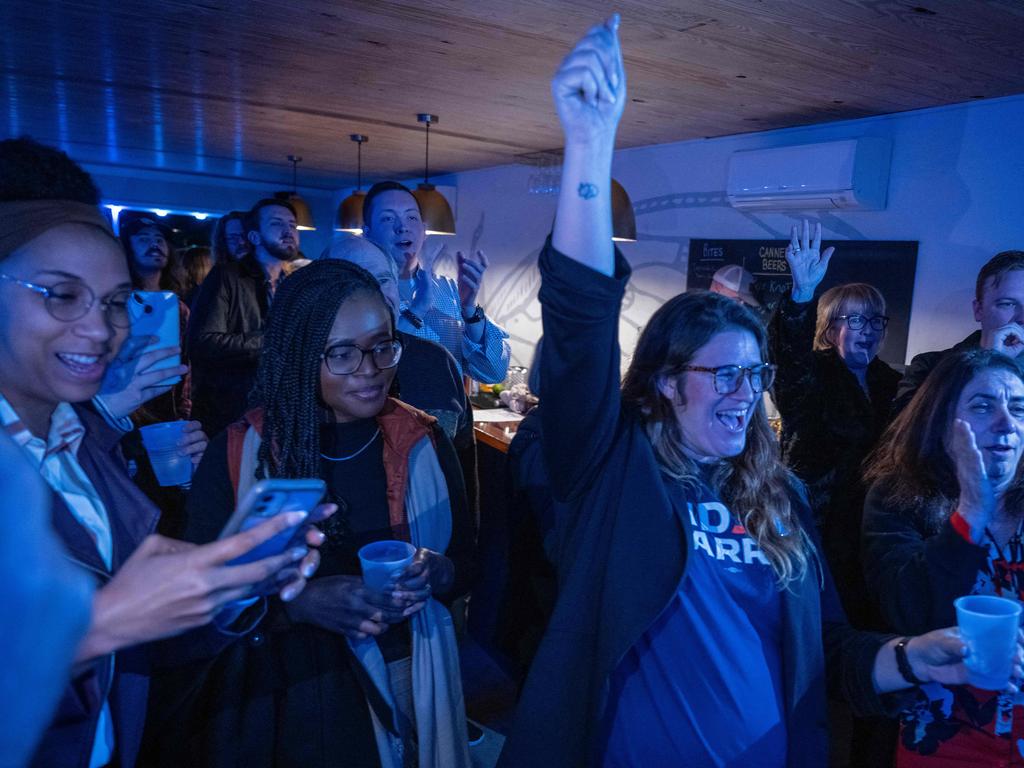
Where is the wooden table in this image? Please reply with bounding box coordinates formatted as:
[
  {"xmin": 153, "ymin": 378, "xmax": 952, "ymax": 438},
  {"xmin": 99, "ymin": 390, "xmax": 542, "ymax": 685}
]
[{"xmin": 473, "ymin": 420, "xmax": 519, "ymax": 453}]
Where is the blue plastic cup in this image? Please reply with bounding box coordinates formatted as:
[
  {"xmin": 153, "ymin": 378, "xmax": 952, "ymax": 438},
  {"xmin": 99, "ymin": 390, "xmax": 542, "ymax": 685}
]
[
  {"xmin": 358, "ymin": 540, "xmax": 416, "ymax": 591},
  {"xmin": 955, "ymin": 595, "xmax": 1022, "ymax": 690},
  {"xmin": 139, "ymin": 421, "xmax": 192, "ymax": 487}
]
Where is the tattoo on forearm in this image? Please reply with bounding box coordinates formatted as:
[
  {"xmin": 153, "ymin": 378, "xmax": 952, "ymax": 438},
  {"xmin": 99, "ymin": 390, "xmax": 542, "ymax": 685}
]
[{"xmin": 578, "ymin": 183, "xmax": 599, "ymax": 200}]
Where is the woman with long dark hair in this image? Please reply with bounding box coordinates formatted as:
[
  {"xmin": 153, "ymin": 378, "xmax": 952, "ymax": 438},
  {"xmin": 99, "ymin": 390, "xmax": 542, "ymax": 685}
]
[
  {"xmin": 153, "ymin": 258, "xmax": 475, "ymax": 768},
  {"xmin": 180, "ymin": 245, "xmax": 214, "ymax": 307},
  {"xmin": 863, "ymin": 349, "xmax": 1024, "ymax": 765},
  {"xmin": 498, "ymin": 17, "xmax": 1007, "ymax": 768},
  {"xmin": 211, "ymin": 210, "xmax": 250, "ymax": 263}
]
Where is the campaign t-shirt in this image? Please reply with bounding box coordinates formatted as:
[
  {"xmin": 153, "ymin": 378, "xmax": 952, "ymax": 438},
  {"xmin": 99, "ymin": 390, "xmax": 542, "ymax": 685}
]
[{"xmin": 602, "ymin": 472, "xmax": 787, "ymax": 768}]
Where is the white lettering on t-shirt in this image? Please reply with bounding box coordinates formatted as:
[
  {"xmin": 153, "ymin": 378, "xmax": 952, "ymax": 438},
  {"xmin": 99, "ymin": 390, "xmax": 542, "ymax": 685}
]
[
  {"xmin": 688, "ymin": 499, "xmax": 769, "ymax": 568},
  {"xmin": 743, "ymin": 537, "xmax": 770, "ymax": 566},
  {"xmin": 693, "ymin": 530, "xmax": 714, "ymax": 557},
  {"xmin": 697, "ymin": 502, "xmax": 731, "ymax": 534},
  {"xmin": 715, "ymin": 538, "xmax": 741, "ymax": 563}
]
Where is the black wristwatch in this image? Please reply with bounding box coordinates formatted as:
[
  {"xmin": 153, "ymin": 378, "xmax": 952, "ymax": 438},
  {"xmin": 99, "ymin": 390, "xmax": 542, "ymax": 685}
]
[
  {"xmin": 895, "ymin": 637, "xmax": 925, "ymax": 686},
  {"xmin": 462, "ymin": 305, "xmax": 484, "ymax": 324}
]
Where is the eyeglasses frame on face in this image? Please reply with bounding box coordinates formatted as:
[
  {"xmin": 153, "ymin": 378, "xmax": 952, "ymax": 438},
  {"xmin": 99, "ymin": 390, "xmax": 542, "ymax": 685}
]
[
  {"xmin": 678, "ymin": 363, "xmax": 778, "ymax": 395},
  {"xmin": 835, "ymin": 313, "xmax": 889, "ymax": 332},
  {"xmin": 0, "ymin": 271, "xmax": 133, "ymax": 328},
  {"xmin": 321, "ymin": 338, "xmax": 404, "ymax": 375}
]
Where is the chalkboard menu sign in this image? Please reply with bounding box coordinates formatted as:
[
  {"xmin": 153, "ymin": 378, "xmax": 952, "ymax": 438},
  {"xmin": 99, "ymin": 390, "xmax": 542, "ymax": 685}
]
[{"xmin": 688, "ymin": 239, "xmax": 919, "ymax": 368}]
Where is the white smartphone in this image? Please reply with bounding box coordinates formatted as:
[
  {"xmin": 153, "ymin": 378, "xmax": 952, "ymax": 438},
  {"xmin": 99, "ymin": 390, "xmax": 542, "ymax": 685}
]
[
  {"xmin": 218, "ymin": 478, "xmax": 327, "ymax": 565},
  {"xmin": 127, "ymin": 291, "xmax": 181, "ymax": 385}
]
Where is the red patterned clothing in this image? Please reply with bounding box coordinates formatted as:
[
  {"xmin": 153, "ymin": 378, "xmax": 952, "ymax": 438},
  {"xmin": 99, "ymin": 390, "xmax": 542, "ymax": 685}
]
[{"xmin": 896, "ymin": 517, "xmax": 1024, "ymax": 766}]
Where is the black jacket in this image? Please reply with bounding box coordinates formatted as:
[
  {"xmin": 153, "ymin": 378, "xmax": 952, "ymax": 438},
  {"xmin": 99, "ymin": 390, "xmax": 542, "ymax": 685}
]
[
  {"xmin": 892, "ymin": 331, "xmax": 981, "ymax": 415},
  {"xmin": 861, "ymin": 478, "xmax": 989, "ymax": 635},
  {"xmin": 141, "ymin": 408, "xmax": 475, "ymax": 768},
  {"xmin": 186, "ymin": 255, "xmax": 268, "ymax": 438},
  {"xmin": 769, "ymin": 296, "xmax": 901, "ymax": 625},
  {"xmin": 498, "ymin": 242, "xmax": 893, "ymax": 768}
]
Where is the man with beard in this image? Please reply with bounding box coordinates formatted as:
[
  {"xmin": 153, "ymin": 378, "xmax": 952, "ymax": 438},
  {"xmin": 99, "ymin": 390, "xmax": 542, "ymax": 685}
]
[
  {"xmin": 362, "ymin": 181, "xmax": 510, "ymax": 383},
  {"xmin": 120, "ymin": 216, "xmax": 185, "ymax": 296},
  {"xmin": 187, "ymin": 199, "xmax": 304, "ymax": 436}
]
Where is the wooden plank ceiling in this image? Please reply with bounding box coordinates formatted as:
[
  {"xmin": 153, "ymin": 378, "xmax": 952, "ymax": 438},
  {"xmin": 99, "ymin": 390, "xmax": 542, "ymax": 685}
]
[{"xmin": 2, "ymin": 0, "xmax": 1023, "ymax": 189}]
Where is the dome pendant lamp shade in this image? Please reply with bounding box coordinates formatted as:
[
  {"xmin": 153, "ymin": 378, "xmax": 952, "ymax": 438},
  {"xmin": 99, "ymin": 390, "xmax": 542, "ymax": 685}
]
[
  {"xmin": 276, "ymin": 155, "xmax": 316, "ymax": 231},
  {"xmin": 414, "ymin": 113, "xmax": 455, "ymax": 236},
  {"xmin": 413, "ymin": 184, "xmax": 456, "ymax": 236},
  {"xmin": 337, "ymin": 134, "xmax": 368, "ymax": 234},
  {"xmin": 611, "ymin": 178, "xmax": 637, "ymax": 242}
]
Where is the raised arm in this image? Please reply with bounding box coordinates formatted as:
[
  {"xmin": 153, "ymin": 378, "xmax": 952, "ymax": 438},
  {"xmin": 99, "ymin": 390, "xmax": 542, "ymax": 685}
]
[
  {"xmin": 550, "ymin": 15, "xmax": 625, "ymax": 275},
  {"xmin": 454, "ymin": 248, "xmax": 511, "ymax": 382},
  {"xmin": 539, "ymin": 16, "xmax": 631, "ymax": 502},
  {"xmin": 769, "ymin": 221, "xmax": 835, "ymax": 416}
]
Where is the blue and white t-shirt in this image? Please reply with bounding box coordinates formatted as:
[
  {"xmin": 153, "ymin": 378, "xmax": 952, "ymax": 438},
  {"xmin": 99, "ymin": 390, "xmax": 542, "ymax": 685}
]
[{"xmin": 602, "ymin": 472, "xmax": 787, "ymax": 768}]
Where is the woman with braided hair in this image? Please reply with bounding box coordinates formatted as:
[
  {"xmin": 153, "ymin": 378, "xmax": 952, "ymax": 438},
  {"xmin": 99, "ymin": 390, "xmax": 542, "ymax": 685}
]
[{"xmin": 149, "ymin": 258, "xmax": 475, "ymax": 768}]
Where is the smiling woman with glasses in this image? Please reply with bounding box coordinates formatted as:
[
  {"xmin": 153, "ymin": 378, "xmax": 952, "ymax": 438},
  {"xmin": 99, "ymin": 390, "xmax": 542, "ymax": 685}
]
[
  {"xmin": 500, "ymin": 22, "xmax": 984, "ymax": 768},
  {"xmin": 158, "ymin": 258, "xmax": 476, "ymax": 768},
  {"xmin": 321, "ymin": 337, "xmax": 403, "ymax": 375},
  {"xmin": 0, "ymin": 271, "xmax": 133, "ymax": 326},
  {"xmin": 837, "ymin": 313, "xmax": 890, "ymax": 332},
  {"xmin": 679, "ymin": 362, "xmax": 778, "ymax": 395},
  {"xmin": 768, "ymin": 221, "xmax": 903, "ymax": 653},
  {"xmin": 0, "ymin": 137, "xmax": 329, "ymax": 768}
]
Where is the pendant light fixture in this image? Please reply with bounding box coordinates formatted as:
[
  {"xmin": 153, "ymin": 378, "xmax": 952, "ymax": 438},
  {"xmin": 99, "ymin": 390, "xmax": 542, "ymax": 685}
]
[
  {"xmin": 337, "ymin": 134, "xmax": 368, "ymax": 233},
  {"xmin": 411, "ymin": 113, "xmax": 455, "ymax": 236},
  {"xmin": 275, "ymin": 154, "xmax": 316, "ymax": 231},
  {"xmin": 611, "ymin": 178, "xmax": 637, "ymax": 242}
]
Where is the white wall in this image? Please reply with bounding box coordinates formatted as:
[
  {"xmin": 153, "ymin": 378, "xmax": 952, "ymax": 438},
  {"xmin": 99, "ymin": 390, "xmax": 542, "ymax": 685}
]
[{"xmin": 432, "ymin": 94, "xmax": 1024, "ymax": 369}]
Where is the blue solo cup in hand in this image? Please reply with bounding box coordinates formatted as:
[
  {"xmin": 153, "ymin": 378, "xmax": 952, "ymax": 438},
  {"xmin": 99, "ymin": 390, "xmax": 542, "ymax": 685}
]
[
  {"xmin": 358, "ymin": 540, "xmax": 416, "ymax": 591},
  {"xmin": 955, "ymin": 594, "xmax": 1022, "ymax": 690},
  {"xmin": 139, "ymin": 421, "xmax": 192, "ymax": 487}
]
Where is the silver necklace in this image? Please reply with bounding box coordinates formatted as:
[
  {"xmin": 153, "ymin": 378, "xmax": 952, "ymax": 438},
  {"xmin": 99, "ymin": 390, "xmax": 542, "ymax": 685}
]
[{"xmin": 320, "ymin": 427, "xmax": 381, "ymax": 462}]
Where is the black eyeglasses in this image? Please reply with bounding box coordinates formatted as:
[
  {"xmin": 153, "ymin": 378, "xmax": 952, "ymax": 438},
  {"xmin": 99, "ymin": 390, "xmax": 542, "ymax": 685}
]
[
  {"xmin": 321, "ymin": 339, "xmax": 403, "ymax": 375},
  {"xmin": 836, "ymin": 314, "xmax": 889, "ymax": 332},
  {"xmin": 679, "ymin": 363, "xmax": 777, "ymax": 395},
  {"xmin": 0, "ymin": 272, "xmax": 132, "ymax": 328}
]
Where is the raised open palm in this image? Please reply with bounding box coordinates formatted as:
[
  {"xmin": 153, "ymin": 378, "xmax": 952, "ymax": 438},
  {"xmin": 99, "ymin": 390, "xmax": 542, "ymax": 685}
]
[
  {"xmin": 951, "ymin": 418, "xmax": 995, "ymax": 541},
  {"xmin": 785, "ymin": 219, "xmax": 835, "ymax": 300}
]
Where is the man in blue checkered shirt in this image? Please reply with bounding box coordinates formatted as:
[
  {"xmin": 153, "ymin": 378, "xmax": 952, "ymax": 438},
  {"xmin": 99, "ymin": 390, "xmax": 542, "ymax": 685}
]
[{"xmin": 363, "ymin": 181, "xmax": 511, "ymax": 383}]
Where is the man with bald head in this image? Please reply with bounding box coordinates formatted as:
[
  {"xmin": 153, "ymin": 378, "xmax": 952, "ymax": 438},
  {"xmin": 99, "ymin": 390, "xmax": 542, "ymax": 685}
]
[
  {"xmin": 321, "ymin": 234, "xmax": 478, "ymax": 514},
  {"xmin": 324, "ymin": 234, "xmax": 404, "ymax": 324}
]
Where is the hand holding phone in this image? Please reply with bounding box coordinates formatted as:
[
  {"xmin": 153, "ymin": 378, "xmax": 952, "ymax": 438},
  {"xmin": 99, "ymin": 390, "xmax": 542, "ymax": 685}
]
[
  {"xmin": 112, "ymin": 294, "xmax": 184, "ymax": 391},
  {"xmin": 76, "ymin": 512, "xmax": 315, "ymax": 661},
  {"xmin": 98, "ymin": 344, "xmax": 187, "ymax": 419},
  {"xmin": 219, "ymin": 479, "xmax": 327, "ymax": 566}
]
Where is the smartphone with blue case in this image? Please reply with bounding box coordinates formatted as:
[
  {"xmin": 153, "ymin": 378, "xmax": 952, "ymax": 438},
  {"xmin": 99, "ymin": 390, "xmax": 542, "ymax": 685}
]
[
  {"xmin": 218, "ymin": 479, "xmax": 327, "ymax": 566},
  {"xmin": 126, "ymin": 290, "xmax": 181, "ymax": 385}
]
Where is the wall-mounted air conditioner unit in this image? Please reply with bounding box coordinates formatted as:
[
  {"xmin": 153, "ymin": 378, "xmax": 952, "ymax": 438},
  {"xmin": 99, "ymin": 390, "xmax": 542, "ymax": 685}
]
[{"xmin": 726, "ymin": 138, "xmax": 891, "ymax": 211}]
